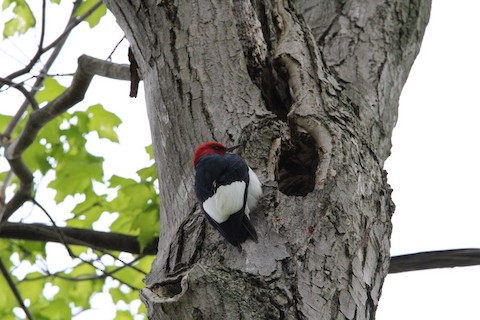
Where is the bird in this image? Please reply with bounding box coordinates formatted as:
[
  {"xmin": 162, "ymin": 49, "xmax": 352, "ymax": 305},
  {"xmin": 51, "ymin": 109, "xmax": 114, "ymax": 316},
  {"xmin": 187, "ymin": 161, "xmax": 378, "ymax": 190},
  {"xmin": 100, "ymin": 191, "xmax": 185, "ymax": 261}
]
[{"xmin": 193, "ymin": 141, "xmax": 262, "ymax": 247}]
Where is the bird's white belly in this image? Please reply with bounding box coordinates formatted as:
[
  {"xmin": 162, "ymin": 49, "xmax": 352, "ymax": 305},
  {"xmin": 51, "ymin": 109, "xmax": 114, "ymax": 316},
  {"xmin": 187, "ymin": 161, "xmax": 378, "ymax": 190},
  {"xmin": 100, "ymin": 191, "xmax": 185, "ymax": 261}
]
[{"xmin": 202, "ymin": 181, "xmax": 246, "ymax": 223}]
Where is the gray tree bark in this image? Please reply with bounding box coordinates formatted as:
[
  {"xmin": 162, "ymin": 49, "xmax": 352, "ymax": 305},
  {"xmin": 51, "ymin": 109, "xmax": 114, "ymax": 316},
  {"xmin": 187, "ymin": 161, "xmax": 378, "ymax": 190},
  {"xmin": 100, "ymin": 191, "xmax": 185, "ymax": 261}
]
[{"xmin": 104, "ymin": 0, "xmax": 431, "ymax": 319}]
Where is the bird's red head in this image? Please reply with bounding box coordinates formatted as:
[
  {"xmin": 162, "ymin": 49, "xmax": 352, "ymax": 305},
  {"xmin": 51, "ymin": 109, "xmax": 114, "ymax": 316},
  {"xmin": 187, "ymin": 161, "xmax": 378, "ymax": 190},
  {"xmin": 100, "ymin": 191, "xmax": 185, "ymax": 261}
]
[{"xmin": 193, "ymin": 142, "xmax": 227, "ymax": 166}]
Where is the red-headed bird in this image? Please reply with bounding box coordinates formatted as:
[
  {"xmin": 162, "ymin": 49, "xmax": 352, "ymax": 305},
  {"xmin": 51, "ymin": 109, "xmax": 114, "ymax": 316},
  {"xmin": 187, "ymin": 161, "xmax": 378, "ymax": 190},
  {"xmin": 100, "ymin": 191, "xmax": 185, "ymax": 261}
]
[{"xmin": 193, "ymin": 142, "xmax": 262, "ymax": 247}]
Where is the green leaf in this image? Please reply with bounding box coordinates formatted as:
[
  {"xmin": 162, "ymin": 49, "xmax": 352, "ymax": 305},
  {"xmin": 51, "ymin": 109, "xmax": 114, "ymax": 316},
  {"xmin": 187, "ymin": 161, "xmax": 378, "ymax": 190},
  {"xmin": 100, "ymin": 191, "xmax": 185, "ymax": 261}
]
[
  {"xmin": 136, "ymin": 256, "xmax": 155, "ymax": 274},
  {"xmin": 134, "ymin": 209, "xmax": 159, "ymax": 252},
  {"xmin": 116, "ymin": 310, "xmax": 134, "ymax": 320},
  {"xmin": 20, "ymin": 241, "xmax": 46, "ymax": 260},
  {"xmin": 111, "ymin": 267, "xmax": 145, "ymax": 291},
  {"xmin": 0, "ymin": 313, "xmax": 15, "ymax": 320},
  {"xmin": 0, "ymin": 241, "xmax": 14, "ymax": 270},
  {"xmin": 145, "ymin": 145, "xmax": 154, "ymax": 160},
  {"xmin": 86, "ymin": 104, "xmax": 121, "ymax": 142},
  {"xmin": 75, "ymin": 0, "xmax": 107, "ymax": 28},
  {"xmin": 69, "ymin": 245, "xmax": 88, "ymax": 257},
  {"xmin": 69, "ymin": 280, "xmax": 93, "ymax": 309},
  {"xmin": 38, "ymin": 116, "xmax": 63, "ymax": 145},
  {"xmin": 35, "ymin": 298, "xmax": 71, "ymax": 320},
  {"xmin": 118, "ymin": 184, "xmax": 152, "ymax": 212},
  {"xmin": 137, "ymin": 163, "xmax": 157, "ymax": 182},
  {"xmin": 23, "ymin": 136, "xmax": 51, "ymax": 174},
  {"xmin": 138, "ymin": 301, "xmax": 147, "ymax": 316},
  {"xmin": 110, "ymin": 213, "xmax": 136, "ymax": 235},
  {"xmin": 2, "ymin": 0, "xmax": 36, "ymax": 39},
  {"xmin": 0, "ymin": 114, "xmax": 12, "ymax": 132},
  {"xmin": 17, "ymin": 277, "xmax": 45, "ymax": 305},
  {"xmin": 51, "ymin": 263, "xmax": 103, "ymax": 310},
  {"xmin": 35, "ymin": 77, "xmax": 66, "ymax": 104},
  {"xmin": 69, "ymin": 260, "xmax": 97, "ymax": 277},
  {"xmin": 109, "ymin": 287, "xmax": 124, "ymax": 304},
  {"xmin": 0, "ymin": 275, "xmax": 17, "ymax": 317},
  {"xmin": 48, "ymin": 153, "xmax": 103, "ymax": 202},
  {"xmin": 71, "ymin": 192, "xmax": 106, "ymax": 216},
  {"xmin": 71, "ymin": 111, "xmax": 90, "ymax": 134},
  {"xmin": 109, "ymin": 175, "xmax": 136, "ymax": 188}
]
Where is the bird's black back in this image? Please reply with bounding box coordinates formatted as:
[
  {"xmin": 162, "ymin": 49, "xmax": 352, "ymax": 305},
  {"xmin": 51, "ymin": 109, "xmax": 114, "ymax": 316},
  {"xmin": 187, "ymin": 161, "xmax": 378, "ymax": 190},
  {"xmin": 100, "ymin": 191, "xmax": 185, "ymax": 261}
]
[
  {"xmin": 194, "ymin": 153, "xmax": 257, "ymax": 247},
  {"xmin": 194, "ymin": 153, "xmax": 249, "ymax": 202}
]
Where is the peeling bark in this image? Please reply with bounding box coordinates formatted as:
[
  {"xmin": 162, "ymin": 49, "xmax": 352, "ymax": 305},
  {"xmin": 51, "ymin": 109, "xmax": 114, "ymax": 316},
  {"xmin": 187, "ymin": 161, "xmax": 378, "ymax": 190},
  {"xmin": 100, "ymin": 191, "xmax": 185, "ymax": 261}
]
[{"xmin": 104, "ymin": 0, "xmax": 431, "ymax": 319}]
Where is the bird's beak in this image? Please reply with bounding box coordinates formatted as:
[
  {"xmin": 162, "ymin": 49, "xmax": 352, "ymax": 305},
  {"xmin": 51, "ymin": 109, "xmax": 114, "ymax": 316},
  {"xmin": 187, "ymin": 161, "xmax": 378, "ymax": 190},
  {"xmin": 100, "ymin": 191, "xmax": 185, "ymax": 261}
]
[{"xmin": 226, "ymin": 144, "xmax": 241, "ymax": 152}]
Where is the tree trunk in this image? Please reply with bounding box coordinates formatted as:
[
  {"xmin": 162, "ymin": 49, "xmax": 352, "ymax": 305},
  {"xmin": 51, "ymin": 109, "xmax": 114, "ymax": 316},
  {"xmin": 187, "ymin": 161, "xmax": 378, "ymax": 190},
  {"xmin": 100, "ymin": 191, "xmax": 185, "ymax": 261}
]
[{"xmin": 104, "ymin": 0, "xmax": 431, "ymax": 319}]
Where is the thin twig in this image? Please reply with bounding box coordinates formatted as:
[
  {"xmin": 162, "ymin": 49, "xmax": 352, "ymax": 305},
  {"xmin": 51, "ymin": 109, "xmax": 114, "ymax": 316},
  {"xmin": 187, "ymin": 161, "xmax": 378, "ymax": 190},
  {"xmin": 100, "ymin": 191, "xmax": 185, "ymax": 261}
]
[
  {"xmin": 32, "ymin": 199, "xmax": 75, "ymax": 258},
  {"xmin": 3, "ymin": 2, "xmax": 82, "ymax": 137},
  {"xmin": 106, "ymin": 36, "xmax": 126, "ymax": 61},
  {"xmin": 39, "ymin": 0, "xmax": 47, "ymax": 50},
  {"xmin": 0, "ymin": 77, "xmax": 39, "ymax": 110},
  {"xmin": 38, "ymin": 72, "xmax": 75, "ymax": 78},
  {"xmin": 8, "ymin": 197, "xmax": 148, "ymax": 291},
  {"xmin": 0, "ymin": 259, "xmax": 34, "ymax": 320},
  {"xmin": 32, "ymin": 198, "xmax": 148, "ymax": 280},
  {"xmin": 93, "ymin": 249, "xmax": 148, "ymax": 275},
  {"xmin": 42, "ymin": 1, "xmax": 104, "ymax": 54},
  {"xmin": 0, "ymin": 0, "xmax": 94, "ymax": 86},
  {"xmin": 79, "ymin": 257, "xmax": 143, "ymax": 291},
  {"xmin": 0, "ymin": 0, "xmax": 103, "ymax": 147},
  {"xmin": 22, "ymin": 254, "xmax": 146, "ymax": 283}
]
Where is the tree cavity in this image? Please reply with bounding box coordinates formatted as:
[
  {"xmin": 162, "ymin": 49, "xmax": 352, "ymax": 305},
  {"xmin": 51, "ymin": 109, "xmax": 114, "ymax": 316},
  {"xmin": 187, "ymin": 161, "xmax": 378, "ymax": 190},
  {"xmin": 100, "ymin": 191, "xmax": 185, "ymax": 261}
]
[{"xmin": 277, "ymin": 131, "xmax": 319, "ymax": 196}]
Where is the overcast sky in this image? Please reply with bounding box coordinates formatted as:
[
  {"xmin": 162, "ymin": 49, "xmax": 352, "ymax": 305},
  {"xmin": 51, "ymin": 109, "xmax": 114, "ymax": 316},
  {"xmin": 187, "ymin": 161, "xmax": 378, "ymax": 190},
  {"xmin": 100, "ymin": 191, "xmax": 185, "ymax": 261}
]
[{"xmin": 378, "ymin": 1, "xmax": 480, "ymax": 319}]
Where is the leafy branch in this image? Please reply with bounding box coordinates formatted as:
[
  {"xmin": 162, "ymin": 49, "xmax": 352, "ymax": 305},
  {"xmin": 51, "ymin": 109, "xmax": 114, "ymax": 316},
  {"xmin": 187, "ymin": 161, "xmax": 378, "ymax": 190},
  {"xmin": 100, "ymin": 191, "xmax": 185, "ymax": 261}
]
[
  {"xmin": 0, "ymin": 55, "xmax": 130, "ymax": 223},
  {"xmin": 0, "ymin": 1, "xmax": 152, "ymax": 318}
]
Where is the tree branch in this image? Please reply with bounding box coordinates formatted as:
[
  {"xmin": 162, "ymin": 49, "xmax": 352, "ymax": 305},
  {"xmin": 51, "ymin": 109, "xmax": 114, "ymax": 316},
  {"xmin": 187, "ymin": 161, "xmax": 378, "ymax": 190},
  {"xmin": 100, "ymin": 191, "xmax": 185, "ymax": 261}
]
[
  {"xmin": 0, "ymin": 222, "xmax": 158, "ymax": 255},
  {"xmin": 389, "ymin": 249, "xmax": 480, "ymax": 274},
  {"xmin": 77, "ymin": 55, "xmax": 130, "ymax": 80},
  {"xmin": 0, "ymin": 78, "xmax": 39, "ymax": 110},
  {"xmin": 1, "ymin": 55, "xmax": 131, "ymax": 223},
  {"xmin": 2, "ymin": 220, "xmax": 478, "ymax": 274}
]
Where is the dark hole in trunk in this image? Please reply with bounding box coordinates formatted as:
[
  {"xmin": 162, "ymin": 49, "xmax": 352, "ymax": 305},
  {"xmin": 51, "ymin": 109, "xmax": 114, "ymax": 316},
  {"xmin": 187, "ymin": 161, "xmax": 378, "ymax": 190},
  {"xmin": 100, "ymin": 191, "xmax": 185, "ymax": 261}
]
[{"xmin": 277, "ymin": 132, "xmax": 319, "ymax": 196}]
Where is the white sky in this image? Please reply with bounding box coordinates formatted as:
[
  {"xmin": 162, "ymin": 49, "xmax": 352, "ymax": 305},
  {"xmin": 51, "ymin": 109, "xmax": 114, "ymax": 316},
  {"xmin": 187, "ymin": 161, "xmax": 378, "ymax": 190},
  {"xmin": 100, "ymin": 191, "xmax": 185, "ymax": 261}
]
[
  {"xmin": 1, "ymin": 1, "xmax": 479, "ymax": 319},
  {"xmin": 378, "ymin": 1, "xmax": 480, "ymax": 319}
]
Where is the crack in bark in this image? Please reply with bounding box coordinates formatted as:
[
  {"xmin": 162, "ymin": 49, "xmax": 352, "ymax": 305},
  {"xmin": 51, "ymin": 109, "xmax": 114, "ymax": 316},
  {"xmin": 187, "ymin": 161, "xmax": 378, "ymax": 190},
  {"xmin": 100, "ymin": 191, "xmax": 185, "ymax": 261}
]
[
  {"xmin": 165, "ymin": 207, "xmax": 206, "ymax": 277},
  {"xmin": 233, "ymin": 0, "xmax": 292, "ymax": 120}
]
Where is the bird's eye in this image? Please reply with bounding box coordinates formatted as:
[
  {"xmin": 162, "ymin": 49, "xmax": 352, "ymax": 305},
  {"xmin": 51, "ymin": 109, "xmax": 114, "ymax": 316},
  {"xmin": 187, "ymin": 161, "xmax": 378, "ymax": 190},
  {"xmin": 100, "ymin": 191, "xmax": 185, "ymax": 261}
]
[{"xmin": 213, "ymin": 146, "xmax": 221, "ymax": 150}]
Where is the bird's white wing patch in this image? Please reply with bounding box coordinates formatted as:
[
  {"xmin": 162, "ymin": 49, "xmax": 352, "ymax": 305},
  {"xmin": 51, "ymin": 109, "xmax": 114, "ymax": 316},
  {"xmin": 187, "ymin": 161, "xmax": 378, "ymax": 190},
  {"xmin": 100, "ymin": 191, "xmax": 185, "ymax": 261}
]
[
  {"xmin": 202, "ymin": 181, "xmax": 246, "ymax": 223},
  {"xmin": 245, "ymin": 168, "xmax": 262, "ymax": 216}
]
